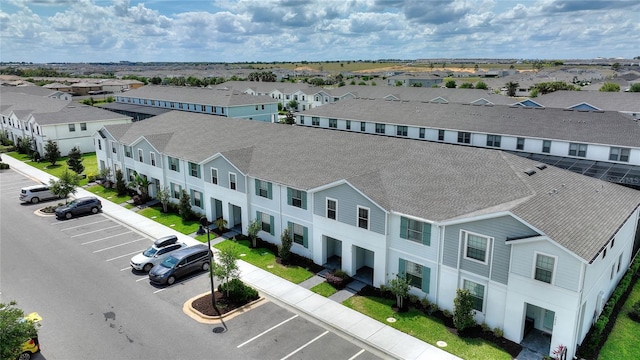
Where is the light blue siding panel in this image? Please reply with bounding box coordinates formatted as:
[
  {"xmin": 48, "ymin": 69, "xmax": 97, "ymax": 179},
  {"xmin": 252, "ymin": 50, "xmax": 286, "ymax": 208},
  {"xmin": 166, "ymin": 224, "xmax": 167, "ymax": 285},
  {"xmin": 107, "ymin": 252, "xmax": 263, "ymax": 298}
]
[
  {"xmin": 202, "ymin": 157, "xmax": 245, "ymax": 193},
  {"xmin": 400, "ymin": 217, "xmax": 408, "ymax": 239},
  {"xmin": 313, "ymin": 183, "xmax": 385, "ymax": 235}
]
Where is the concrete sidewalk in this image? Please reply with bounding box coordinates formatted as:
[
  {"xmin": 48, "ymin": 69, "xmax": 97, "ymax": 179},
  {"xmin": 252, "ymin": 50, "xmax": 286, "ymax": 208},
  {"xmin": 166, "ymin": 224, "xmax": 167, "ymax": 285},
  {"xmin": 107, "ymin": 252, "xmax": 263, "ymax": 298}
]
[{"xmin": 3, "ymin": 156, "xmax": 461, "ymax": 360}]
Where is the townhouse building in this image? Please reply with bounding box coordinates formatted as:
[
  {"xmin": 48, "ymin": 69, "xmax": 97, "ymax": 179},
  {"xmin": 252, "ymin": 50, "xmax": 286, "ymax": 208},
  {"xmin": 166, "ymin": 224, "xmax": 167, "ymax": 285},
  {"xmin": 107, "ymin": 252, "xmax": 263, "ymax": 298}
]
[
  {"xmin": 0, "ymin": 90, "xmax": 131, "ymax": 156},
  {"xmin": 110, "ymin": 85, "xmax": 279, "ymax": 123},
  {"xmin": 95, "ymin": 111, "xmax": 640, "ymax": 359},
  {"xmin": 296, "ymin": 99, "xmax": 640, "ymax": 189}
]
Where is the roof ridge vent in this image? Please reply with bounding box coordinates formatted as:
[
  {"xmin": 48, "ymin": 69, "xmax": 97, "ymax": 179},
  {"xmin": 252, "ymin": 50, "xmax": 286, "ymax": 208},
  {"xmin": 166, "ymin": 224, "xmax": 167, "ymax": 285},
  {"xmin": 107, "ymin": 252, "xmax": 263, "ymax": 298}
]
[
  {"xmin": 524, "ymin": 169, "xmax": 536, "ymax": 176},
  {"xmin": 535, "ymin": 164, "xmax": 547, "ymax": 170}
]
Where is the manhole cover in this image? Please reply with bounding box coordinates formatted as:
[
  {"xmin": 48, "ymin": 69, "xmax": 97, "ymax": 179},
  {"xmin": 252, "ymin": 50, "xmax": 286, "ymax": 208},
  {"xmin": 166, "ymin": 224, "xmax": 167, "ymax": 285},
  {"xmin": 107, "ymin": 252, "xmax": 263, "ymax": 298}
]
[
  {"xmin": 212, "ymin": 327, "xmax": 226, "ymax": 333},
  {"xmin": 436, "ymin": 341, "xmax": 447, "ymax": 347},
  {"xmin": 267, "ymin": 265, "xmax": 274, "ymax": 268},
  {"xmin": 386, "ymin": 317, "xmax": 397, "ymax": 323},
  {"xmin": 170, "ymin": 224, "xmax": 175, "ymax": 227},
  {"xmin": 239, "ymin": 253, "xmax": 246, "ymax": 257}
]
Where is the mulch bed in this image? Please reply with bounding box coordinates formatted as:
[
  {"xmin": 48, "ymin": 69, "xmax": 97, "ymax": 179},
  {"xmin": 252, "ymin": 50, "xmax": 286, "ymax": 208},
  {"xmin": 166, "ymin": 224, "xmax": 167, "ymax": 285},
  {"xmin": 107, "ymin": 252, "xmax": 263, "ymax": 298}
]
[{"xmin": 191, "ymin": 291, "xmax": 249, "ymax": 316}]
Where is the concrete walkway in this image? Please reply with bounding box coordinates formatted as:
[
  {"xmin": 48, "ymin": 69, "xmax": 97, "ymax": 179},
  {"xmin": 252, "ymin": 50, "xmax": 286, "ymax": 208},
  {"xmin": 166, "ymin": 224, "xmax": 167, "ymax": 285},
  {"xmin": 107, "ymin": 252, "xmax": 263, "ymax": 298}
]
[{"xmin": 4, "ymin": 156, "xmax": 462, "ymax": 360}]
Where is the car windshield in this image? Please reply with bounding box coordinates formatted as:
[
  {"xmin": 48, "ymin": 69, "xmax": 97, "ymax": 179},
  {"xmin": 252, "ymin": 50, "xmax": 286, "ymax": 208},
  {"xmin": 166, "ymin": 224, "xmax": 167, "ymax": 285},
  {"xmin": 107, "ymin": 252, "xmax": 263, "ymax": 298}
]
[
  {"xmin": 160, "ymin": 255, "xmax": 179, "ymax": 268},
  {"xmin": 142, "ymin": 247, "xmax": 158, "ymax": 257}
]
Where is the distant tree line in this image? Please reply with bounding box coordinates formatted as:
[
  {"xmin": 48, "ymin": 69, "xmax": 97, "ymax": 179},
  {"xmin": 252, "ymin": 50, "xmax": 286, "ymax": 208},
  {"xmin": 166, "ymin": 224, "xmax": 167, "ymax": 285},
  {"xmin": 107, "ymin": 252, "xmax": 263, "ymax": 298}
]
[{"xmin": 0, "ymin": 67, "xmax": 70, "ymax": 77}]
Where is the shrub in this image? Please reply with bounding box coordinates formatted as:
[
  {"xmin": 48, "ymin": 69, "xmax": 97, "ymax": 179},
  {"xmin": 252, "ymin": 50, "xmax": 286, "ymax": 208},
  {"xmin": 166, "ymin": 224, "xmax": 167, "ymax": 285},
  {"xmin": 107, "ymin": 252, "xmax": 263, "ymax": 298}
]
[
  {"xmin": 453, "ymin": 288, "xmax": 476, "ymax": 333},
  {"xmin": 629, "ymin": 300, "xmax": 640, "ymax": 322},
  {"xmin": 442, "ymin": 309, "xmax": 452, "ymax": 318},
  {"xmin": 0, "ymin": 162, "xmax": 9, "ymax": 170},
  {"xmin": 326, "ymin": 270, "xmax": 351, "ymax": 290},
  {"xmin": 278, "ymin": 228, "xmax": 293, "ymax": 265},
  {"xmin": 408, "ymin": 294, "xmax": 420, "ymax": 306},
  {"xmin": 493, "ymin": 327, "xmax": 504, "ymax": 338},
  {"xmin": 218, "ymin": 279, "xmax": 259, "ymax": 304},
  {"xmin": 481, "ymin": 322, "xmax": 491, "ymax": 332}
]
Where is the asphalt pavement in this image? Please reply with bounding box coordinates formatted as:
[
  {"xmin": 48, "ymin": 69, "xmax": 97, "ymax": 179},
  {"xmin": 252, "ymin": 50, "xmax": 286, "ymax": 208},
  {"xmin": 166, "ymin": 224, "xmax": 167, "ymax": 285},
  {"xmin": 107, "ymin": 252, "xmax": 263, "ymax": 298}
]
[{"xmin": 3, "ymin": 155, "xmax": 461, "ymax": 360}]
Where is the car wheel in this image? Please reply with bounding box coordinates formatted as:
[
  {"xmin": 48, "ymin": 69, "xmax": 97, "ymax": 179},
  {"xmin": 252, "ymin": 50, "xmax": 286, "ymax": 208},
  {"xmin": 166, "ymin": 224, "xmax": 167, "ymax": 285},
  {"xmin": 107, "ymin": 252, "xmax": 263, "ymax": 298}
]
[
  {"xmin": 91, "ymin": 207, "xmax": 99, "ymax": 214},
  {"xmin": 202, "ymin": 262, "xmax": 210, "ymax": 271},
  {"xmin": 143, "ymin": 263, "xmax": 153, "ymax": 272},
  {"xmin": 18, "ymin": 352, "xmax": 32, "ymax": 360},
  {"xmin": 167, "ymin": 276, "xmax": 176, "ymax": 285},
  {"xmin": 31, "ymin": 197, "xmax": 40, "ymax": 204},
  {"xmin": 65, "ymin": 212, "xmax": 72, "ymax": 219}
]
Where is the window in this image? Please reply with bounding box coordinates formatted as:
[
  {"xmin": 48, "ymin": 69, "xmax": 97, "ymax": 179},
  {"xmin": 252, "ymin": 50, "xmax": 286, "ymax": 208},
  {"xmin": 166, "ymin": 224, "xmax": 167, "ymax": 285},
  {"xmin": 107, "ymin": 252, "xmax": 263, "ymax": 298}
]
[
  {"xmin": 80, "ymin": 123, "xmax": 87, "ymax": 131},
  {"xmin": 569, "ymin": 143, "xmax": 587, "ymax": 157},
  {"xmin": 609, "ymin": 147, "xmax": 630, "ymax": 162},
  {"xmin": 112, "ymin": 142, "xmax": 117, "ymax": 154},
  {"xmin": 329, "ymin": 118, "xmax": 337, "ymax": 128},
  {"xmin": 258, "ymin": 211, "xmax": 274, "ymax": 235},
  {"xmin": 211, "ymin": 168, "xmax": 218, "ymax": 184},
  {"xmin": 464, "ymin": 232, "xmax": 489, "ymax": 263},
  {"xmin": 357, "ymin": 206, "xmax": 369, "ymax": 230},
  {"xmin": 229, "ymin": 173, "xmax": 237, "ymax": 190},
  {"xmin": 312, "ymin": 117, "xmax": 320, "ymax": 126},
  {"xmin": 400, "ymin": 217, "xmax": 431, "ymax": 245},
  {"xmin": 125, "ymin": 146, "xmax": 132, "ymax": 158},
  {"xmin": 256, "ymin": 179, "xmax": 271, "ymax": 199},
  {"xmin": 534, "ymin": 253, "xmax": 555, "ymax": 284},
  {"xmin": 69, "ymin": 124, "xmax": 75, "ymax": 132},
  {"xmin": 516, "ymin": 137, "xmax": 525, "ymax": 150},
  {"xmin": 542, "ymin": 140, "xmax": 551, "ymax": 153},
  {"xmin": 191, "ymin": 190, "xmax": 202, "ymax": 208},
  {"xmin": 300, "ymin": 117, "xmax": 305, "ymax": 125},
  {"xmin": 438, "ymin": 129, "xmax": 445, "ymax": 141},
  {"xmin": 189, "ymin": 162, "xmax": 200, "ymax": 178},
  {"xmin": 138, "ymin": 149, "xmax": 144, "ymax": 162},
  {"xmin": 150, "ymin": 152, "xmax": 156, "ymax": 166},
  {"xmin": 457, "ymin": 132, "xmax": 471, "ymax": 144},
  {"xmin": 288, "ymin": 188, "xmax": 305, "ymax": 208},
  {"xmin": 168, "ymin": 157, "xmax": 180, "ymax": 172},
  {"xmin": 618, "ymin": 253, "xmax": 623, "ymax": 273},
  {"xmin": 486, "ymin": 135, "xmax": 501, "ymax": 147},
  {"xmin": 346, "ymin": 120, "xmax": 351, "ymax": 130},
  {"xmin": 463, "ymin": 280, "xmax": 485, "ymax": 312},
  {"xmin": 402, "ymin": 260, "xmax": 428, "ymax": 291},
  {"xmin": 397, "ymin": 126, "xmax": 408, "ymax": 136},
  {"xmin": 326, "ymin": 198, "xmax": 337, "ymax": 220},
  {"xmin": 360, "ymin": 122, "xmax": 366, "ymax": 132},
  {"xmin": 171, "ymin": 183, "xmax": 182, "ymax": 199},
  {"xmin": 289, "ymin": 222, "xmax": 308, "ymax": 247},
  {"xmin": 375, "ymin": 123, "xmax": 385, "ymax": 134},
  {"xmin": 419, "ymin": 128, "xmax": 425, "ymax": 139}
]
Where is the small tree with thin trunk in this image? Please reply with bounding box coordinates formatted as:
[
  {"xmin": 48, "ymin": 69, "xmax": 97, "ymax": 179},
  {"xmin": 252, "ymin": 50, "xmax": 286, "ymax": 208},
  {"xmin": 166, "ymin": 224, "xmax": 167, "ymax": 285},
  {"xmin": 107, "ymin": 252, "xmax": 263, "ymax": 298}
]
[
  {"xmin": 212, "ymin": 247, "xmax": 240, "ymax": 298},
  {"xmin": 66, "ymin": 146, "xmax": 84, "ymax": 175},
  {"xmin": 387, "ymin": 273, "xmax": 411, "ymax": 311},
  {"xmin": 156, "ymin": 186, "xmax": 171, "ymax": 213},
  {"xmin": 247, "ymin": 219, "xmax": 261, "ymax": 248},
  {"xmin": 453, "ymin": 288, "xmax": 476, "ymax": 333},
  {"xmin": 49, "ymin": 170, "xmax": 78, "ymax": 202},
  {"xmin": 278, "ymin": 228, "xmax": 293, "ymax": 265},
  {"xmin": 44, "ymin": 140, "xmax": 61, "ymax": 166}
]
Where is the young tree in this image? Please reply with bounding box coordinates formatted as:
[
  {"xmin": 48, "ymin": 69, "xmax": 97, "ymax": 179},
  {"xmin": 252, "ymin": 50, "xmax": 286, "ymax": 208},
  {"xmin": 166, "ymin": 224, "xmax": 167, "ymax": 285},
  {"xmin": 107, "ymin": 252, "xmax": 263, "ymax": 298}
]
[
  {"xmin": 49, "ymin": 170, "xmax": 79, "ymax": 202},
  {"xmin": 247, "ymin": 219, "xmax": 261, "ymax": 248},
  {"xmin": 278, "ymin": 228, "xmax": 293, "ymax": 265},
  {"xmin": 286, "ymin": 99, "xmax": 298, "ymax": 111},
  {"xmin": 214, "ymin": 217, "xmax": 228, "ymax": 232},
  {"xmin": 387, "ymin": 274, "xmax": 411, "ymax": 310},
  {"xmin": 445, "ymin": 80, "xmax": 457, "ymax": 88},
  {"xmin": 16, "ymin": 137, "xmax": 32, "ymax": 154},
  {"xmin": 114, "ymin": 169, "xmax": 127, "ymax": 195},
  {"xmin": 505, "ymin": 81, "xmax": 519, "ymax": 96},
  {"xmin": 44, "ymin": 140, "xmax": 61, "ymax": 166},
  {"xmin": 453, "ymin": 288, "xmax": 476, "ymax": 333},
  {"xmin": 66, "ymin": 146, "xmax": 84, "ymax": 175},
  {"xmin": 475, "ymin": 81, "xmax": 488, "ymax": 90},
  {"xmin": 599, "ymin": 82, "xmax": 620, "ymax": 92},
  {"xmin": 212, "ymin": 247, "xmax": 240, "ymax": 298},
  {"xmin": 128, "ymin": 172, "xmax": 150, "ymax": 202},
  {"xmin": 0, "ymin": 301, "xmax": 41, "ymax": 360},
  {"xmin": 156, "ymin": 186, "xmax": 171, "ymax": 213},
  {"xmin": 178, "ymin": 189, "xmax": 192, "ymax": 220},
  {"xmin": 284, "ymin": 111, "xmax": 295, "ymax": 125}
]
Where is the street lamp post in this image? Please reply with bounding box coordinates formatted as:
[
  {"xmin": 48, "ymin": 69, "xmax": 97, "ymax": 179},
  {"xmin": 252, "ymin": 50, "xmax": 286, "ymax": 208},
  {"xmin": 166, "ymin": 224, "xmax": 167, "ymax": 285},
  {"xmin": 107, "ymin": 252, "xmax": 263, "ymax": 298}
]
[{"xmin": 201, "ymin": 217, "xmax": 218, "ymax": 311}]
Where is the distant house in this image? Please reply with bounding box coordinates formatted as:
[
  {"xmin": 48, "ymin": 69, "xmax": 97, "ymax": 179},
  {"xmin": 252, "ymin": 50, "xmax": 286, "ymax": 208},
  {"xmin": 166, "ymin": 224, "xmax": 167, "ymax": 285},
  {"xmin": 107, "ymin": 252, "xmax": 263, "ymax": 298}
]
[{"xmin": 386, "ymin": 75, "xmax": 443, "ymax": 87}]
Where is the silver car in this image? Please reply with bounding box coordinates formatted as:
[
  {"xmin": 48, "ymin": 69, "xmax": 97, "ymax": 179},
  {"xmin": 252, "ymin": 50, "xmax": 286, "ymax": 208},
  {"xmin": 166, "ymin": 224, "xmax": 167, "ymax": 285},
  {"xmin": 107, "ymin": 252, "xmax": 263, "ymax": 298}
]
[{"xmin": 130, "ymin": 235, "xmax": 186, "ymax": 272}]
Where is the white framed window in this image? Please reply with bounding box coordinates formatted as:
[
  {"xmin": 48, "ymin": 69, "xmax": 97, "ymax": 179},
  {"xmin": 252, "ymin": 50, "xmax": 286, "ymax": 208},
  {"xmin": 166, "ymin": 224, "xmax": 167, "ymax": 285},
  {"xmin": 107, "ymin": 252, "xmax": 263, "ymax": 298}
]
[
  {"xmin": 312, "ymin": 117, "xmax": 320, "ymax": 126},
  {"xmin": 486, "ymin": 135, "xmax": 501, "ymax": 147},
  {"xmin": 290, "ymin": 189, "xmax": 302, "ymax": 208},
  {"xmin": 569, "ymin": 143, "xmax": 587, "ymax": 157},
  {"xmin": 326, "ymin": 198, "xmax": 337, "ymax": 220},
  {"xmin": 360, "ymin": 122, "xmax": 366, "ymax": 131},
  {"xmin": 375, "ymin": 123, "xmax": 385, "ymax": 134},
  {"xmin": 357, "ymin": 206, "xmax": 369, "ymax": 230},
  {"xmin": 211, "ymin": 168, "xmax": 218, "ymax": 184},
  {"xmin": 137, "ymin": 149, "xmax": 144, "ymax": 162},
  {"xmin": 405, "ymin": 218, "xmax": 423, "ymax": 242},
  {"xmin": 192, "ymin": 190, "xmax": 202, "ymax": 208},
  {"xmin": 171, "ymin": 182, "xmax": 181, "ymax": 199},
  {"xmin": 69, "ymin": 124, "xmax": 75, "ymax": 132},
  {"xmin": 463, "ymin": 231, "xmax": 490, "ymax": 264},
  {"xmin": 80, "ymin": 123, "xmax": 87, "ymax": 131},
  {"xmin": 168, "ymin": 157, "xmax": 179, "ymax": 172},
  {"xmin": 189, "ymin": 162, "xmax": 200, "ymax": 178},
  {"xmin": 260, "ymin": 212, "xmax": 271, "ymax": 233},
  {"xmin": 229, "ymin": 173, "xmax": 237, "ymax": 190},
  {"xmin": 457, "ymin": 132, "xmax": 471, "ymax": 144},
  {"xmin": 125, "ymin": 146, "xmax": 132, "ymax": 158},
  {"xmin": 346, "ymin": 120, "xmax": 351, "ymax": 130},
  {"xmin": 516, "ymin": 137, "xmax": 525, "ymax": 150},
  {"xmin": 329, "ymin": 118, "xmax": 337, "ymax": 128},
  {"xmin": 111, "ymin": 142, "xmax": 117, "ymax": 154},
  {"xmin": 438, "ymin": 129, "xmax": 445, "ymax": 141},
  {"xmin": 257, "ymin": 180, "xmax": 269, "ymax": 198},
  {"xmin": 405, "ymin": 260, "xmax": 423, "ymax": 288},
  {"xmin": 292, "ymin": 223, "xmax": 305, "ymax": 245},
  {"xmin": 150, "ymin": 152, "xmax": 156, "ymax": 166},
  {"xmin": 617, "ymin": 253, "xmax": 623, "ymax": 273},
  {"xmin": 463, "ymin": 279, "xmax": 485, "ymax": 312},
  {"xmin": 534, "ymin": 253, "xmax": 556, "ymax": 284},
  {"xmin": 609, "ymin": 147, "xmax": 630, "ymax": 162}
]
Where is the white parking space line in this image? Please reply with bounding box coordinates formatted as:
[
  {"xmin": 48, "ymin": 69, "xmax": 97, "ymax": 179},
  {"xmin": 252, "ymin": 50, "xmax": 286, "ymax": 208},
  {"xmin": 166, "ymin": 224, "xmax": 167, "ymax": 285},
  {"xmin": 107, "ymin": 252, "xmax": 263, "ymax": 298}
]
[
  {"xmin": 56, "ymin": 219, "xmax": 110, "ymax": 228},
  {"xmin": 136, "ymin": 277, "xmax": 149, "ymax": 282},
  {"xmin": 348, "ymin": 349, "xmax": 366, "ymax": 360},
  {"xmin": 93, "ymin": 238, "xmax": 145, "ymax": 253},
  {"xmin": 121, "ymin": 267, "xmax": 132, "ymax": 271},
  {"xmin": 80, "ymin": 231, "xmax": 133, "ymax": 244},
  {"xmin": 71, "ymin": 225, "xmax": 122, "ymax": 238},
  {"xmin": 153, "ymin": 288, "xmax": 164, "ymax": 294},
  {"xmin": 280, "ymin": 331, "xmax": 329, "ymax": 360},
  {"xmin": 237, "ymin": 314, "xmax": 299, "ymax": 348},
  {"xmin": 108, "ymin": 250, "xmax": 144, "ymax": 262}
]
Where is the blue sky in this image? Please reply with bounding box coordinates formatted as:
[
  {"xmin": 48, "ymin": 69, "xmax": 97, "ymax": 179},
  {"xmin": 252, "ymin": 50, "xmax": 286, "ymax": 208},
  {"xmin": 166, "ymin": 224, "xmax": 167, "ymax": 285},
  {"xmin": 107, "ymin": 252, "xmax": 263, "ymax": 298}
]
[{"xmin": 1, "ymin": 0, "xmax": 639, "ymax": 63}]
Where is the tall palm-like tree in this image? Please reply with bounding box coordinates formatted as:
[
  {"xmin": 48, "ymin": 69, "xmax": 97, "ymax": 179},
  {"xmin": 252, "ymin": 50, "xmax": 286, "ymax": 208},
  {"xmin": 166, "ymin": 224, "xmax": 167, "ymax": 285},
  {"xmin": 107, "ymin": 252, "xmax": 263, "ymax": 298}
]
[
  {"xmin": 505, "ymin": 81, "xmax": 519, "ymax": 97},
  {"xmin": 128, "ymin": 172, "xmax": 151, "ymax": 202}
]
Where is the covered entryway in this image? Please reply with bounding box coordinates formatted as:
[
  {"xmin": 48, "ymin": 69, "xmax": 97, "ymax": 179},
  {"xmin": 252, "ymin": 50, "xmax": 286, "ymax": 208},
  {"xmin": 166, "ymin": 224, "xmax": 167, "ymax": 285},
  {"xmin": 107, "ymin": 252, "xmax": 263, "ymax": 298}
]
[
  {"xmin": 323, "ymin": 236, "xmax": 342, "ymax": 270},
  {"xmin": 229, "ymin": 203, "xmax": 242, "ymax": 232},
  {"xmin": 210, "ymin": 198, "xmax": 223, "ymax": 222},
  {"xmin": 519, "ymin": 303, "xmax": 553, "ymax": 358},
  {"xmin": 352, "ymin": 246, "xmax": 374, "ymax": 285}
]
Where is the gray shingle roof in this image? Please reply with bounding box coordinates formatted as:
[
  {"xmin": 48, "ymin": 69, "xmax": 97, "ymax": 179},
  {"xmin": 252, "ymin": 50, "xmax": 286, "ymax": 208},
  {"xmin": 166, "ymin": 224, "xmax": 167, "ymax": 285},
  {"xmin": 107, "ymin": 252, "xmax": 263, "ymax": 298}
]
[
  {"xmin": 534, "ymin": 90, "xmax": 640, "ymax": 113},
  {"xmin": 297, "ymin": 98, "xmax": 640, "ymax": 147},
  {"xmin": 0, "ymin": 91, "xmax": 70, "ymax": 116},
  {"xmin": 120, "ymin": 85, "xmax": 278, "ymax": 107},
  {"xmin": 327, "ymin": 86, "xmax": 514, "ymax": 105},
  {"xmin": 104, "ymin": 111, "xmax": 640, "ymax": 262},
  {"xmin": 31, "ymin": 104, "xmax": 129, "ymax": 125}
]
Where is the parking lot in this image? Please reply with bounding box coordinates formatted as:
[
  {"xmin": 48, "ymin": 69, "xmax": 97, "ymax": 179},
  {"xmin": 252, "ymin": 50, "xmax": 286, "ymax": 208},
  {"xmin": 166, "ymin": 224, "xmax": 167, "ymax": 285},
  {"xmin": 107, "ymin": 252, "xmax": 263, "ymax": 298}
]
[{"xmin": 2, "ymin": 168, "xmax": 384, "ymax": 360}]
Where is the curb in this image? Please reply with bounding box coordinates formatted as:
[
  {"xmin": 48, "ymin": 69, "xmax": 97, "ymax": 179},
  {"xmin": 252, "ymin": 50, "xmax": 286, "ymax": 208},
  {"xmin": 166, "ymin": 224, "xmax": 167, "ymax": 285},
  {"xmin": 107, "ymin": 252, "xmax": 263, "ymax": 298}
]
[{"xmin": 183, "ymin": 292, "xmax": 266, "ymax": 324}]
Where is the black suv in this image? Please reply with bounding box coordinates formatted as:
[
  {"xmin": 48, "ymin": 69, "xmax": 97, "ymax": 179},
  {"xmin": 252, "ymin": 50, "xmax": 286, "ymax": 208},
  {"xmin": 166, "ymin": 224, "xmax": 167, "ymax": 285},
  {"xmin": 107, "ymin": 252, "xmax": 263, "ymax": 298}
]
[{"xmin": 55, "ymin": 197, "xmax": 102, "ymax": 219}]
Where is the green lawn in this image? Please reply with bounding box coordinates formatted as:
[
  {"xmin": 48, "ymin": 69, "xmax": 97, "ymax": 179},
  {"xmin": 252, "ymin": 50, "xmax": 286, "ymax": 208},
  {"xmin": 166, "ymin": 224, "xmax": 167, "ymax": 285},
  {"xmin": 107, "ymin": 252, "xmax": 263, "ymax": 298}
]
[
  {"xmin": 7, "ymin": 151, "xmax": 98, "ymax": 186},
  {"xmin": 137, "ymin": 206, "xmax": 200, "ymax": 235},
  {"xmin": 344, "ymin": 295, "xmax": 511, "ymax": 360},
  {"xmin": 211, "ymin": 239, "xmax": 313, "ymax": 284},
  {"xmin": 85, "ymin": 184, "xmax": 131, "ymax": 204},
  {"xmin": 310, "ymin": 282, "xmax": 337, "ymax": 297},
  {"xmin": 598, "ymin": 282, "xmax": 640, "ymax": 359}
]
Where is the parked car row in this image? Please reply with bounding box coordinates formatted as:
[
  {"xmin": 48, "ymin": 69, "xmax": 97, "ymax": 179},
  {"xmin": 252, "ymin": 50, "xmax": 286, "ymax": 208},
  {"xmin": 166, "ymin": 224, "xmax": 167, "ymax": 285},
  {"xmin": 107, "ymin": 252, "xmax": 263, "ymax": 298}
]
[{"xmin": 20, "ymin": 185, "xmax": 103, "ymax": 220}]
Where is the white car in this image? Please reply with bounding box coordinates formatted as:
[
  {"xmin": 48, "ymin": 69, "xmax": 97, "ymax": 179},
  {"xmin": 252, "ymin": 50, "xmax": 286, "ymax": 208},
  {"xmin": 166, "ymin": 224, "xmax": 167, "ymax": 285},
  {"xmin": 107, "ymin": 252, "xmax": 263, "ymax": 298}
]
[{"xmin": 130, "ymin": 235, "xmax": 187, "ymax": 272}]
